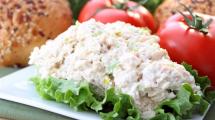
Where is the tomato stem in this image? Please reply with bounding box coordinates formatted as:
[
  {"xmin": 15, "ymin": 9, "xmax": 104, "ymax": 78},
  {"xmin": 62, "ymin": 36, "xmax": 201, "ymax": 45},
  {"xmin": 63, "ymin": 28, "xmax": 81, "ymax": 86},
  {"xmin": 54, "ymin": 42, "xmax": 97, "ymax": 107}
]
[
  {"xmin": 178, "ymin": 4, "xmax": 213, "ymax": 34},
  {"xmin": 195, "ymin": 17, "xmax": 202, "ymax": 29},
  {"xmin": 114, "ymin": 3, "xmax": 126, "ymax": 9}
]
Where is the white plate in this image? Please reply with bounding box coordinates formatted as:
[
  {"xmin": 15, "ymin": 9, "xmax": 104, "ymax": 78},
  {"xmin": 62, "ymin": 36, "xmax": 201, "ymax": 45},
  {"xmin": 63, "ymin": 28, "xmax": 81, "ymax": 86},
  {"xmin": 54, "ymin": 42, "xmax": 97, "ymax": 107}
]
[{"xmin": 0, "ymin": 66, "xmax": 209, "ymax": 120}]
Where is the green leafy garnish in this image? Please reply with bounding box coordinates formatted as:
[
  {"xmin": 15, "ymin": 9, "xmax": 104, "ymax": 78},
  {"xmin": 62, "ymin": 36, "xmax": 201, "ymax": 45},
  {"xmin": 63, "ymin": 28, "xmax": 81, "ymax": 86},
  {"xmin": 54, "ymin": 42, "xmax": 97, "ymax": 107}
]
[
  {"xmin": 68, "ymin": 0, "xmax": 88, "ymax": 21},
  {"xmin": 182, "ymin": 62, "xmax": 215, "ymax": 103},
  {"xmin": 151, "ymin": 63, "xmax": 215, "ymax": 120},
  {"xmin": 151, "ymin": 83, "xmax": 209, "ymax": 120},
  {"xmin": 32, "ymin": 76, "xmax": 141, "ymax": 120}
]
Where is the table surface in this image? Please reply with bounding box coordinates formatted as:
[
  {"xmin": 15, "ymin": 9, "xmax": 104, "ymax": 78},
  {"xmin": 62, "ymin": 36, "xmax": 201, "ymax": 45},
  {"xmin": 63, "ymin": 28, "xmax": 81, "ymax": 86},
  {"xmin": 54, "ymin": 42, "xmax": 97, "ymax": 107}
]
[
  {"xmin": 0, "ymin": 67, "xmax": 214, "ymax": 120},
  {"xmin": 0, "ymin": 68, "xmax": 16, "ymax": 120}
]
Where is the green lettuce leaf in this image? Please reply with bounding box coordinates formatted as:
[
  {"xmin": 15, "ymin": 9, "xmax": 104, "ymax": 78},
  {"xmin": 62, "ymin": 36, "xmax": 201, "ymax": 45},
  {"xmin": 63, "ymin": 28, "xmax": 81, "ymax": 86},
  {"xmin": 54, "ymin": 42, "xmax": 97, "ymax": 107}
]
[
  {"xmin": 151, "ymin": 83, "xmax": 209, "ymax": 120},
  {"xmin": 151, "ymin": 63, "xmax": 215, "ymax": 120},
  {"xmin": 31, "ymin": 76, "xmax": 141, "ymax": 120},
  {"xmin": 182, "ymin": 62, "xmax": 215, "ymax": 103}
]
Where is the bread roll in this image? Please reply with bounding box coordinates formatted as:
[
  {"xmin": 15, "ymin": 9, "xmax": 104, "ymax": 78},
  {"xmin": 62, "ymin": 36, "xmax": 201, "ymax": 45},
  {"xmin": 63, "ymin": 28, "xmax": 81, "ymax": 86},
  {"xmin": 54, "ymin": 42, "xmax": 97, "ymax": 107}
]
[
  {"xmin": 155, "ymin": 0, "xmax": 215, "ymax": 24},
  {"xmin": 0, "ymin": 0, "xmax": 73, "ymax": 67}
]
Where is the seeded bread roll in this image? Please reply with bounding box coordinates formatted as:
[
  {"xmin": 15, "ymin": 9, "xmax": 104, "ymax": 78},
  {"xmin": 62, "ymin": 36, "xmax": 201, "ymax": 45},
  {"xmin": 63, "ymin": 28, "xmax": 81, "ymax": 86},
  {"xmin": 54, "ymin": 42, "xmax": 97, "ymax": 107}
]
[
  {"xmin": 155, "ymin": 0, "xmax": 215, "ymax": 24},
  {"xmin": 0, "ymin": 0, "xmax": 73, "ymax": 67}
]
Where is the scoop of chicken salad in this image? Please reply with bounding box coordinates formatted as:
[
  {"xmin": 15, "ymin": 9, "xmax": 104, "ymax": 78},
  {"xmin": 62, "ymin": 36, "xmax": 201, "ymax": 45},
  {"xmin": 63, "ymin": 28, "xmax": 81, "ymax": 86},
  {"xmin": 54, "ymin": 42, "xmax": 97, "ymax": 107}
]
[{"xmin": 29, "ymin": 19, "xmax": 214, "ymax": 120}]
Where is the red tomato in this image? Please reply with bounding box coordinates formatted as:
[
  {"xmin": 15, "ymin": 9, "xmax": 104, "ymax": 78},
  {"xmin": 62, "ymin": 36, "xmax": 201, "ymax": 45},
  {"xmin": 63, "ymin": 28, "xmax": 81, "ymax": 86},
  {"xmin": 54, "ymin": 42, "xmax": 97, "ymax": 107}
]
[
  {"xmin": 78, "ymin": 0, "xmax": 156, "ymax": 33},
  {"xmin": 157, "ymin": 13, "xmax": 215, "ymax": 86}
]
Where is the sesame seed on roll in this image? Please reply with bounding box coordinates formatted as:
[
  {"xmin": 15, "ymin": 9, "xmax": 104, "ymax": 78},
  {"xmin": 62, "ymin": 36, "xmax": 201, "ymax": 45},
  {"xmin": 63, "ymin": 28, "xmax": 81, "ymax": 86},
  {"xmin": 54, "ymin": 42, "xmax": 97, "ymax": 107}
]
[{"xmin": 0, "ymin": 0, "xmax": 73, "ymax": 67}]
